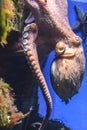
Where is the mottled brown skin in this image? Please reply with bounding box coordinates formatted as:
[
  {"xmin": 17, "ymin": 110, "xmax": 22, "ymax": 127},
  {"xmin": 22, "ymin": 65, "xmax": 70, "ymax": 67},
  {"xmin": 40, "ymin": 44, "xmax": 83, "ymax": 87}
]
[
  {"xmin": 22, "ymin": 0, "xmax": 85, "ymax": 129},
  {"xmin": 51, "ymin": 45, "xmax": 85, "ymax": 103}
]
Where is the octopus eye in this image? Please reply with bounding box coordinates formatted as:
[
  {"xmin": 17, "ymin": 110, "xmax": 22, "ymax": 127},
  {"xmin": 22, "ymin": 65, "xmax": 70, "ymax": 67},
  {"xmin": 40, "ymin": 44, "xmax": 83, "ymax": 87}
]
[{"xmin": 55, "ymin": 42, "xmax": 65, "ymax": 55}]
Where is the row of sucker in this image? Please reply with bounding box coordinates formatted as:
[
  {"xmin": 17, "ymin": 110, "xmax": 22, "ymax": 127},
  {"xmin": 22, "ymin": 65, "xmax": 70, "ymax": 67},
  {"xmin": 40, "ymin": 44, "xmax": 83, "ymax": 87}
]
[{"xmin": 22, "ymin": 23, "xmax": 52, "ymax": 130}]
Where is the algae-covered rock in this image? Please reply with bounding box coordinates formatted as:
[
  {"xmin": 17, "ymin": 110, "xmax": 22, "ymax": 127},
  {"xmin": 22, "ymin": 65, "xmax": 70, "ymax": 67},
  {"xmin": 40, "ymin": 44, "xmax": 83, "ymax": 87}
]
[{"xmin": 0, "ymin": 79, "xmax": 31, "ymax": 130}]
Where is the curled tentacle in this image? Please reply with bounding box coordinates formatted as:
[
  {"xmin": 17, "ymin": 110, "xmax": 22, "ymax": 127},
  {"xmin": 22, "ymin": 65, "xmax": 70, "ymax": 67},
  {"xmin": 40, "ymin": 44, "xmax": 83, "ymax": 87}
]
[{"xmin": 22, "ymin": 23, "xmax": 52, "ymax": 130}]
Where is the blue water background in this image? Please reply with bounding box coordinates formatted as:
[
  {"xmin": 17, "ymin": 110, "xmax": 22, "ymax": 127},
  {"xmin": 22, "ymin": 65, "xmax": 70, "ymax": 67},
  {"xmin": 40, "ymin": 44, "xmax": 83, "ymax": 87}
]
[{"xmin": 38, "ymin": 1, "xmax": 87, "ymax": 130}]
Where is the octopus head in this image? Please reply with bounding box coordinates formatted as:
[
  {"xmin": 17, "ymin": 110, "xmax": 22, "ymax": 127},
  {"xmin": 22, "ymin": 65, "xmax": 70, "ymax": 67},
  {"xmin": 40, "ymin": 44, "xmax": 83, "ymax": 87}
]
[{"xmin": 50, "ymin": 40, "xmax": 85, "ymax": 103}]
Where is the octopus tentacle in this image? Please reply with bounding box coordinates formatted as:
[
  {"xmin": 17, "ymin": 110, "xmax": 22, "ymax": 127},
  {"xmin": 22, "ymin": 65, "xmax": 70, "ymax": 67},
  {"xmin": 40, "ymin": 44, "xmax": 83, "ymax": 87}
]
[
  {"xmin": 22, "ymin": 23, "xmax": 52, "ymax": 130},
  {"xmin": 25, "ymin": 12, "xmax": 35, "ymax": 24},
  {"xmin": 37, "ymin": 0, "xmax": 47, "ymax": 5},
  {"xmin": 25, "ymin": 0, "xmax": 39, "ymax": 9},
  {"xmin": 25, "ymin": 0, "xmax": 47, "ymax": 13},
  {"xmin": 25, "ymin": 0, "xmax": 47, "ymax": 6}
]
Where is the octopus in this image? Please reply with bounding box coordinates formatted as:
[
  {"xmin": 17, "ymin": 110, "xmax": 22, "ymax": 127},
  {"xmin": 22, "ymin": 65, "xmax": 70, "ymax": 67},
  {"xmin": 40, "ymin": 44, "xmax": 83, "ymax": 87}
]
[{"xmin": 22, "ymin": 0, "xmax": 85, "ymax": 130}]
